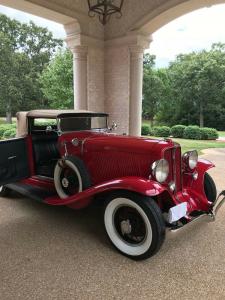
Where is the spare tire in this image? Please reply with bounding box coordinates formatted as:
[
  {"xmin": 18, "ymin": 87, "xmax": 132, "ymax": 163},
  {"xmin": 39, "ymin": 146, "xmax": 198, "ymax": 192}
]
[{"xmin": 54, "ymin": 156, "xmax": 91, "ymax": 199}]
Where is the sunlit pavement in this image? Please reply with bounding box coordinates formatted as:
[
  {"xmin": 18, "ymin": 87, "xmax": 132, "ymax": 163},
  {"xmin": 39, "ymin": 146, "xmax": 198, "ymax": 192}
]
[{"xmin": 0, "ymin": 149, "xmax": 225, "ymax": 300}]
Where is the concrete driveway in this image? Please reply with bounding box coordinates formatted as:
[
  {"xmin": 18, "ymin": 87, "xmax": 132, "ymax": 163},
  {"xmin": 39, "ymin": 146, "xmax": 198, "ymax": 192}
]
[{"xmin": 1, "ymin": 149, "xmax": 225, "ymax": 300}]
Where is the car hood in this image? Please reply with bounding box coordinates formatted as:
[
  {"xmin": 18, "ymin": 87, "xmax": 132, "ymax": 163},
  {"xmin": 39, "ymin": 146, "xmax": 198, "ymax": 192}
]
[{"xmin": 83, "ymin": 134, "xmax": 175, "ymax": 156}]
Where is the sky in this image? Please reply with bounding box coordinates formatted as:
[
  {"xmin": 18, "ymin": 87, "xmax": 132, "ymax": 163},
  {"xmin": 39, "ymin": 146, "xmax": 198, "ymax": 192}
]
[{"xmin": 1, "ymin": 4, "xmax": 225, "ymax": 68}]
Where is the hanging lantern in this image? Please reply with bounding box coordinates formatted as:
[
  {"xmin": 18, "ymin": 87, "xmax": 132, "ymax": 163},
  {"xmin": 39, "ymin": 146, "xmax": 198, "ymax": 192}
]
[{"xmin": 87, "ymin": 0, "xmax": 124, "ymax": 25}]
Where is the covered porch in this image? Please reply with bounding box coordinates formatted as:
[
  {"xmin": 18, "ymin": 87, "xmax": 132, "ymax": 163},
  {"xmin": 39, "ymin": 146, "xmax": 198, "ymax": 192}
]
[{"xmin": 0, "ymin": 0, "xmax": 224, "ymax": 136}]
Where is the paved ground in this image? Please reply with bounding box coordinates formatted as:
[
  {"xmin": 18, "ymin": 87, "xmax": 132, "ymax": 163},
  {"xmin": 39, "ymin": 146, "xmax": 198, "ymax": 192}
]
[{"xmin": 1, "ymin": 149, "xmax": 225, "ymax": 300}]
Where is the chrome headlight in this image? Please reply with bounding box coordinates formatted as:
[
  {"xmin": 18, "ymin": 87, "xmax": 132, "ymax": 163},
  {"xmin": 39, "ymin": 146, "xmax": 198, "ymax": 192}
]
[
  {"xmin": 151, "ymin": 159, "xmax": 169, "ymax": 183},
  {"xmin": 183, "ymin": 150, "xmax": 198, "ymax": 170}
]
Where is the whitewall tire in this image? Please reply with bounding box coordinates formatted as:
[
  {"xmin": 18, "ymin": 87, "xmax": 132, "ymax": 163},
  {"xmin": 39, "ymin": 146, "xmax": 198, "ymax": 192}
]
[
  {"xmin": 104, "ymin": 191, "xmax": 165, "ymax": 260},
  {"xmin": 54, "ymin": 156, "xmax": 91, "ymax": 199}
]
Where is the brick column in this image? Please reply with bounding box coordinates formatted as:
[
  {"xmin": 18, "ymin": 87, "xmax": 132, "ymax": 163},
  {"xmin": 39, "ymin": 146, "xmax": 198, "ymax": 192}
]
[
  {"xmin": 129, "ymin": 46, "xmax": 144, "ymax": 136},
  {"xmin": 105, "ymin": 33, "xmax": 151, "ymax": 136}
]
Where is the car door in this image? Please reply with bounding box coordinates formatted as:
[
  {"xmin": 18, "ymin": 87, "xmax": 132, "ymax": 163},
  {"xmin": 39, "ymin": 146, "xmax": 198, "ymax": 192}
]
[{"xmin": 0, "ymin": 137, "xmax": 30, "ymax": 186}]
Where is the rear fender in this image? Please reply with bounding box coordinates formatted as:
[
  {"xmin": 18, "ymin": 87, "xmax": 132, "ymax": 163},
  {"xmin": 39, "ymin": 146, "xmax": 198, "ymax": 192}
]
[{"xmin": 45, "ymin": 177, "xmax": 166, "ymax": 206}]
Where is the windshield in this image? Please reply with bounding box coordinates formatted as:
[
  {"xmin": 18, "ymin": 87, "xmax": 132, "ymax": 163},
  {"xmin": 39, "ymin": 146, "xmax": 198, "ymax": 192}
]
[{"xmin": 59, "ymin": 116, "xmax": 108, "ymax": 132}]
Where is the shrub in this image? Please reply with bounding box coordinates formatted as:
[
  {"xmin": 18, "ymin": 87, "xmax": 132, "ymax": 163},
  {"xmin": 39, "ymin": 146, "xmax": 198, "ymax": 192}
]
[
  {"xmin": 153, "ymin": 126, "xmax": 171, "ymax": 137},
  {"xmin": 141, "ymin": 125, "xmax": 150, "ymax": 136},
  {"xmin": 3, "ymin": 128, "xmax": 16, "ymax": 139},
  {"xmin": 200, "ymin": 127, "xmax": 219, "ymax": 140},
  {"xmin": 0, "ymin": 124, "xmax": 15, "ymax": 139},
  {"xmin": 171, "ymin": 125, "xmax": 187, "ymax": 138},
  {"xmin": 183, "ymin": 126, "xmax": 201, "ymax": 140}
]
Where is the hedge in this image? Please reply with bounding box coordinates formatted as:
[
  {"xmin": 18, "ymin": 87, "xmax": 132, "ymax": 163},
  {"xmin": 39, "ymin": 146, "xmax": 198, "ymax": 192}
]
[
  {"xmin": 0, "ymin": 124, "xmax": 16, "ymax": 139},
  {"xmin": 3, "ymin": 128, "xmax": 16, "ymax": 139},
  {"xmin": 153, "ymin": 126, "xmax": 171, "ymax": 137},
  {"xmin": 141, "ymin": 125, "xmax": 151, "ymax": 136},
  {"xmin": 142, "ymin": 124, "xmax": 218, "ymax": 140},
  {"xmin": 183, "ymin": 126, "xmax": 201, "ymax": 140},
  {"xmin": 171, "ymin": 125, "xmax": 187, "ymax": 138},
  {"xmin": 199, "ymin": 127, "xmax": 219, "ymax": 140}
]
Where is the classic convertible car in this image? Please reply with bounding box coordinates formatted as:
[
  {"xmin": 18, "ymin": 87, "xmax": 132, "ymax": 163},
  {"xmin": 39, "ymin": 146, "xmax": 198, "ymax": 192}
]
[{"xmin": 0, "ymin": 110, "xmax": 224, "ymax": 260}]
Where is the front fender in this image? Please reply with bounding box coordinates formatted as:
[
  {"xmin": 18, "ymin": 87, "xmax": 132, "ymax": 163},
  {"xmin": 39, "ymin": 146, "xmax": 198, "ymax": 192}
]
[
  {"xmin": 198, "ymin": 158, "xmax": 215, "ymax": 173},
  {"xmin": 191, "ymin": 158, "xmax": 215, "ymax": 191},
  {"xmin": 194, "ymin": 158, "xmax": 214, "ymax": 191},
  {"xmin": 45, "ymin": 176, "xmax": 166, "ymax": 206},
  {"xmin": 183, "ymin": 158, "xmax": 215, "ymax": 211}
]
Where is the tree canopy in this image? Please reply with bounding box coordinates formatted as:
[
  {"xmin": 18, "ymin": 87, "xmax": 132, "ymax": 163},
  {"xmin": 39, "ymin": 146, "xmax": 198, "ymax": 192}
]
[
  {"xmin": 0, "ymin": 14, "xmax": 63, "ymax": 122},
  {"xmin": 143, "ymin": 44, "xmax": 225, "ymax": 130},
  {"xmin": 39, "ymin": 49, "xmax": 74, "ymax": 109}
]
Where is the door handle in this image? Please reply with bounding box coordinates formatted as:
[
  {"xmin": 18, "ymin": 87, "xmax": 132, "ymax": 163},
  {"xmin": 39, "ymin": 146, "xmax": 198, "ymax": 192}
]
[{"xmin": 8, "ymin": 156, "xmax": 17, "ymax": 160}]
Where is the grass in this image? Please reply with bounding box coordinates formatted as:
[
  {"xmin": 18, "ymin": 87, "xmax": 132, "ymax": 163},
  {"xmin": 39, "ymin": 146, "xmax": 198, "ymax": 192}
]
[
  {"xmin": 171, "ymin": 138, "xmax": 225, "ymax": 154},
  {"xmin": 0, "ymin": 117, "xmax": 16, "ymax": 125},
  {"xmin": 219, "ymin": 131, "xmax": 225, "ymax": 137},
  {"xmin": 145, "ymin": 136, "xmax": 225, "ymax": 154},
  {"xmin": 142, "ymin": 120, "xmax": 225, "ymax": 153}
]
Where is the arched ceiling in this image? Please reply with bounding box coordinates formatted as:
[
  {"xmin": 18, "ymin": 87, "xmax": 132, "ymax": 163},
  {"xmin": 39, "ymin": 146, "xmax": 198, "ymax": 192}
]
[{"xmin": 0, "ymin": 0, "xmax": 225, "ymax": 40}]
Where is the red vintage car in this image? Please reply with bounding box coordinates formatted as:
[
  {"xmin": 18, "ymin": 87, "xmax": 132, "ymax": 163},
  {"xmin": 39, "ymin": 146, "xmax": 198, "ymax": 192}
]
[{"xmin": 0, "ymin": 110, "xmax": 224, "ymax": 260}]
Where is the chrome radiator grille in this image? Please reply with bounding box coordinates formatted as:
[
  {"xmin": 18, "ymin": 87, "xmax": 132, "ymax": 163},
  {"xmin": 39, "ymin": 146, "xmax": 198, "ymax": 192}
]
[{"xmin": 164, "ymin": 145, "xmax": 182, "ymax": 192}]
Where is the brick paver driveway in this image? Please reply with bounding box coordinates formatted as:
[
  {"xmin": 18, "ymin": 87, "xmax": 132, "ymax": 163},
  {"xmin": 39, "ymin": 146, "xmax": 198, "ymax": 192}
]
[{"xmin": 0, "ymin": 148, "xmax": 225, "ymax": 300}]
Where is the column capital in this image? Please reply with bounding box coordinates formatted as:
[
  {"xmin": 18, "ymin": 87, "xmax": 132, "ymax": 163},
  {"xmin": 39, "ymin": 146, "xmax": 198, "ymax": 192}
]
[
  {"xmin": 71, "ymin": 45, "xmax": 88, "ymax": 60},
  {"xmin": 65, "ymin": 33, "xmax": 104, "ymax": 51},
  {"xmin": 129, "ymin": 45, "xmax": 145, "ymax": 60},
  {"xmin": 105, "ymin": 32, "xmax": 153, "ymax": 49}
]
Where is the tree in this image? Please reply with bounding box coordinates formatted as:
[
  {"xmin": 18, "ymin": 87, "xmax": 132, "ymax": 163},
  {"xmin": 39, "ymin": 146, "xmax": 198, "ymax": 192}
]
[
  {"xmin": 167, "ymin": 44, "xmax": 225, "ymax": 127},
  {"xmin": 0, "ymin": 14, "xmax": 63, "ymax": 122},
  {"xmin": 142, "ymin": 54, "xmax": 165, "ymax": 126},
  {"xmin": 39, "ymin": 49, "xmax": 74, "ymax": 109}
]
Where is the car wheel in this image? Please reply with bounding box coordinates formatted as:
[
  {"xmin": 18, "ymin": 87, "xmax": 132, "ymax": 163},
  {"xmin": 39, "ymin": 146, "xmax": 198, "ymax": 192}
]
[
  {"xmin": 103, "ymin": 191, "xmax": 165, "ymax": 260},
  {"xmin": 54, "ymin": 156, "xmax": 91, "ymax": 199},
  {"xmin": 204, "ymin": 172, "xmax": 217, "ymax": 203},
  {"xmin": 0, "ymin": 186, "xmax": 11, "ymax": 197}
]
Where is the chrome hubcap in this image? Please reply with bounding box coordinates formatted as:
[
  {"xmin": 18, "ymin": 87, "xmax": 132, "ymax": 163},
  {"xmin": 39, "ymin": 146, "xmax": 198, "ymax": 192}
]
[
  {"xmin": 62, "ymin": 178, "xmax": 69, "ymax": 188},
  {"xmin": 120, "ymin": 219, "xmax": 132, "ymax": 235}
]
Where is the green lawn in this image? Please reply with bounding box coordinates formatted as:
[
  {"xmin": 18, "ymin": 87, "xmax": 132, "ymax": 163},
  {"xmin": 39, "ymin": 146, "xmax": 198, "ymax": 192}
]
[
  {"xmin": 142, "ymin": 120, "xmax": 225, "ymax": 153},
  {"xmin": 145, "ymin": 136, "xmax": 225, "ymax": 154},
  {"xmin": 0, "ymin": 117, "xmax": 16, "ymax": 124},
  {"xmin": 219, "ymin": 131, "xmax": 225, "ymax": 137},
  {"xmin": 172, "ymin": 138, "xmax": 225, "ymax": 154}
]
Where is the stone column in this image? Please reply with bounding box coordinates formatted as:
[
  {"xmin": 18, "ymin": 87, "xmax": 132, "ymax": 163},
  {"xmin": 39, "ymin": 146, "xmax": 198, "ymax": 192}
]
[
  {"xmin": 71, "ymin": 46, "xmax": 88, "ymax": 110},
  {"xmin": 129, "ymin": 46, "xmax": 144, "ymax": 136}
]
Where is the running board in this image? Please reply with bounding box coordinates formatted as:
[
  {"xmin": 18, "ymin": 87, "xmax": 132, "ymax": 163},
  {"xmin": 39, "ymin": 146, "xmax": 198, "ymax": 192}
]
[{"xmin": 6, "ymin": 183, "xmax": 57, "ymax": 202}]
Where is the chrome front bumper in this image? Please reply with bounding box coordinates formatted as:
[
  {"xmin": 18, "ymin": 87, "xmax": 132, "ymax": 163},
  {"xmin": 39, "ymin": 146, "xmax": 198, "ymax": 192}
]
[{"xmin": 169, "ymin": 191, "xmax": 225, "ymax": 233}]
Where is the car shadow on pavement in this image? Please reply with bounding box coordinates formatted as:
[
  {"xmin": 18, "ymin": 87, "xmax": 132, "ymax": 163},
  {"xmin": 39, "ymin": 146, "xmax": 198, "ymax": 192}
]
[{"xmin": 1, "ymin": 191, "xmax": 110, "ymax": 248}]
